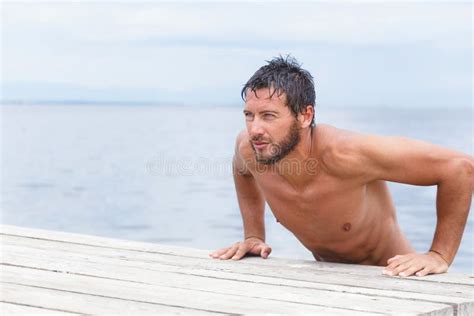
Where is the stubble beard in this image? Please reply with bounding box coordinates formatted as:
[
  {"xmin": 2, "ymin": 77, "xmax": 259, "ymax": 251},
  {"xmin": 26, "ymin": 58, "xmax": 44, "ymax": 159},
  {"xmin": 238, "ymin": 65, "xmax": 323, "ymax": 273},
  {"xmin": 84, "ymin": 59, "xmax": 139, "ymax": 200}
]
[{"xmin": 252, "ymin": 120, "xmax": 301, "ymax": 165}]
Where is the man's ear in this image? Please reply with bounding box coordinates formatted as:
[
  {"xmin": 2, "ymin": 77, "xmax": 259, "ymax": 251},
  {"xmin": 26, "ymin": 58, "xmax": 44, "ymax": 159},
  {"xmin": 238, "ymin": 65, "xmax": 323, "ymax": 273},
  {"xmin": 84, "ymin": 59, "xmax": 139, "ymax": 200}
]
[{"xmin": 298, "ymin": 105, "xmax": 314, "ymax": 128}]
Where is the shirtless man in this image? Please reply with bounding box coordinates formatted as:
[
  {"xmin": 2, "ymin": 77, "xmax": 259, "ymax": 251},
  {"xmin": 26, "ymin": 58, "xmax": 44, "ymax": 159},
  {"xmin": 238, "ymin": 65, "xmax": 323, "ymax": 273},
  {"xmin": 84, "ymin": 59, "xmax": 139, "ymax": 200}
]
[{"xmin": 209, "ymin": 56, "xmax": 473, "ymax": 277}]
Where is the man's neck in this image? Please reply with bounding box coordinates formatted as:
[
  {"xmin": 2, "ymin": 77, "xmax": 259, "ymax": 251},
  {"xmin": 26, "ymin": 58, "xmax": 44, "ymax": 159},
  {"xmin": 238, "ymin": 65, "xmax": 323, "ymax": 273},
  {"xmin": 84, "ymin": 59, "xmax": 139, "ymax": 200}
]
[{"xmin": 275, "ymin": 126, "xmax": 319, "ymax": 188}]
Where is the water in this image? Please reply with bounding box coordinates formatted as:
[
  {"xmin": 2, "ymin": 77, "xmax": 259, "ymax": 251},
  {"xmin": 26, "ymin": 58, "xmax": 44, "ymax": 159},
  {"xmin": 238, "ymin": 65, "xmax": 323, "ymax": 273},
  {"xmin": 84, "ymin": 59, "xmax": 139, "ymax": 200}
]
[{"xmin": 1, "ymin": 104, "xmax": 472, "ymax": 273}]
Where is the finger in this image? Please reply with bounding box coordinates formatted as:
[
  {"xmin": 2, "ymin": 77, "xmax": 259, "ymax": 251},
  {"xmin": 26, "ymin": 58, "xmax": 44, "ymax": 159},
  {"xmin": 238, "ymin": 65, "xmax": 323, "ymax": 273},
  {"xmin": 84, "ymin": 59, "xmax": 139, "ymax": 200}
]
[
  {"xmin": 387, "ymin": 255, "xmax": 403, "ymax": 264},
  {"xmin": 390, "ymin": 259, "xmax": 415, "ymax": 276},
  {"xmin": 387, "ymin": 254, "xmax": 414, "ymax": 266},
  {"xmin": 261, "ymin": 246, "xmax": 272, "ymax": 259},
  {"xmin": 398, "ymin": 263, "xmax": 424, "ymax": 277},
  {"xmin": 220, "ymin": 244, "xmax": 239, "ymax": 260},
  {"xmin": 209, "ymin": 250, "xmax": 221, "ymax": 258},
  {"xmin": 384, "ymin": 255, "xmax": 413, "ymax": 273},
  {"xmin": 384, "ymin": 258, "xmax": 412, "ymax": 276},
  {"xmin": 211, "ymin": 247, "xmax": 228, "ymax": 256},
  {"xmin": 210, "ymin": 247, "xmax": 230, "ymax": 258},
  {"xmin": 231, "ymin": 244, "xmax": 251, "ymax": 260},
  {"xmin": 415, "ymin": 266, "xmax": 432, "ymax": 277}
]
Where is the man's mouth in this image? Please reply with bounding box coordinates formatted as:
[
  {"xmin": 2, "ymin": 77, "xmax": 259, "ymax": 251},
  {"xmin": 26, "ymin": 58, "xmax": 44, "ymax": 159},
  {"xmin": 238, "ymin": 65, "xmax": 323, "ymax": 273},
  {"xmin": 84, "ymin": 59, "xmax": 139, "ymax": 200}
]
[{"xmin": 253, "ymin": 141, "xmax": 269, "ymax": 150}]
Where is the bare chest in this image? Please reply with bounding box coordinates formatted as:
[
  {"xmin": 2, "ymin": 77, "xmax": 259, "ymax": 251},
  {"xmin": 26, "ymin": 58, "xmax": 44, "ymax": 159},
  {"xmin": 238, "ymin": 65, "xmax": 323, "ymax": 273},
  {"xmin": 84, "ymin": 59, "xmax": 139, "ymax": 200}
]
[{"xmin": 254, "ymin": 172, "xmax": 372, "ymax": 247}]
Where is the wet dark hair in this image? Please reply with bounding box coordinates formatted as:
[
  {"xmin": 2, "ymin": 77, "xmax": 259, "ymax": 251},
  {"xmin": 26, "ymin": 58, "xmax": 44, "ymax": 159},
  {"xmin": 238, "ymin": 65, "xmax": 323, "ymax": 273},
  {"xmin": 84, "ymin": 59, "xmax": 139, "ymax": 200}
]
[{"xmin": 241, "ymin": 55, "xmax": 316, "ymax": 127}]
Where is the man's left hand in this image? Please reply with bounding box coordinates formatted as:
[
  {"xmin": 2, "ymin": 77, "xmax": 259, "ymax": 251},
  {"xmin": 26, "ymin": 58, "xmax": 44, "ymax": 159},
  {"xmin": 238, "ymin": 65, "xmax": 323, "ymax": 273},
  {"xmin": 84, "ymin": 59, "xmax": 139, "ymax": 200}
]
[{"xmin": 382, "ymin": 252, "xmax": 449, "ymax": 277}]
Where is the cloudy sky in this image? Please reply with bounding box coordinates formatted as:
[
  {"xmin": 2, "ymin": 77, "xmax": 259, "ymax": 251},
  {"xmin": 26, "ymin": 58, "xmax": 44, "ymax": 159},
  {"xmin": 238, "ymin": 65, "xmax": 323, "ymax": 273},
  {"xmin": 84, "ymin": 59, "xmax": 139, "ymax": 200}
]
[{"xmin": 2, "ymin": 1, "xmax": 472, "ymax": 107}]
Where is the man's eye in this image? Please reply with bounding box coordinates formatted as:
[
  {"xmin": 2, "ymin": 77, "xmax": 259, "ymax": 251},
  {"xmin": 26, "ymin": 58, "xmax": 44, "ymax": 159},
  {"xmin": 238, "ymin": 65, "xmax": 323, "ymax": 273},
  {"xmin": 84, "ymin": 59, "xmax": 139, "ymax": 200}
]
[
  {"xmin": 244, "ymin": 113, "xmax": 254, "ymax": 120},
  {"xmin": 263, "ymin": 113, "xmax": 275, "ymax": 119}
]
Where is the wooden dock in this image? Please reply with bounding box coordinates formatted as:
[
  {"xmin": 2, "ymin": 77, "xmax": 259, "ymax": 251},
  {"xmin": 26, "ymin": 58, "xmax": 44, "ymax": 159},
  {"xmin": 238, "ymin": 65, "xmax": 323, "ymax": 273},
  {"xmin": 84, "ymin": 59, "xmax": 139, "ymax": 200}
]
[{"xmin": 1, "ymin": 225, "xmax": 473, "ymax": 315}]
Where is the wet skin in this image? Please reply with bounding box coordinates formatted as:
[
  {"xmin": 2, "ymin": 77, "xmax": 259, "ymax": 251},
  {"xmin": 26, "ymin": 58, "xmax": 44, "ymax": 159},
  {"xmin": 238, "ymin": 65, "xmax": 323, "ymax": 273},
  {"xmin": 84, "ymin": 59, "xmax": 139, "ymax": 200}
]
[
  {"xmin": 238, "ymin": 124, "xmax": 414, "ymax": 266},
  {"xmin": 210, "ymin": 88, "xmax": 473, "ymax": 277}
]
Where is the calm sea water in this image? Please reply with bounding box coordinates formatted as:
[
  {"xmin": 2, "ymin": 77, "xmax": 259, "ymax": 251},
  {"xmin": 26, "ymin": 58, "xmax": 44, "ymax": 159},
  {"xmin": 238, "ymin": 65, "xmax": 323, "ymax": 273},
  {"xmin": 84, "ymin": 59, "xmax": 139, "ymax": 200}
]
[{"xmin": 1, "ymin": 104, "xmax": 472, "ymax": 273}]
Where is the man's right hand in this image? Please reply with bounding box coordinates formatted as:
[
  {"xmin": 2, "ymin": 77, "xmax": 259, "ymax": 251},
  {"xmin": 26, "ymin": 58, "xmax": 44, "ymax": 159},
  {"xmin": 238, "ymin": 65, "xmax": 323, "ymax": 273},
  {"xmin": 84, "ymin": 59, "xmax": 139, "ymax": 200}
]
[{"xmin": 209, "ymin": 237, "xmax": 272, "ymax": 260}]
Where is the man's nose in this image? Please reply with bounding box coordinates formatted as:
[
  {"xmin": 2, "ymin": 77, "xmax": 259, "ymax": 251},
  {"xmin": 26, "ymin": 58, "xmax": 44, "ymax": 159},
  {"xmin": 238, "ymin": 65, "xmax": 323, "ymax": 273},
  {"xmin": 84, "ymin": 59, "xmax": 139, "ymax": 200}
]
[{"xmin": 248, "ymin": 119, "xmax": 265, "ymax": 137}]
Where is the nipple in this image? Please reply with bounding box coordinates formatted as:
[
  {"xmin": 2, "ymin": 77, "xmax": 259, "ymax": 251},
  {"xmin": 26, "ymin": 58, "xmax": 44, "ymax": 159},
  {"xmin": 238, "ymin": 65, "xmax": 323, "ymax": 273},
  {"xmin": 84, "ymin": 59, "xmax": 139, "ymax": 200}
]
[{"xmin": 342, "ymin": 222, "xmax": 352, "ymax": 232}]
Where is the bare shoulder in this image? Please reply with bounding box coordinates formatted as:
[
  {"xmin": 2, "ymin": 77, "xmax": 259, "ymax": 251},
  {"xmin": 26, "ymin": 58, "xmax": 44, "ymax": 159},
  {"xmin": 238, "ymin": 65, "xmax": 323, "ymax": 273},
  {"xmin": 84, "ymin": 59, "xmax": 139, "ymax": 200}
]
[
  {"xmin": 318, "ymin": 124, "xmax": 474, "ymax": 184},
  {"xmin": 317, "ymin": 124, "xmax": 367, "ymax": 178},
  {"xmin": 233, "ymin": 129, "xmax": 254, "ymax": 176},
  {"xmin": 235, "ymin": 129, "xmax": 253, "ymax": 160}
]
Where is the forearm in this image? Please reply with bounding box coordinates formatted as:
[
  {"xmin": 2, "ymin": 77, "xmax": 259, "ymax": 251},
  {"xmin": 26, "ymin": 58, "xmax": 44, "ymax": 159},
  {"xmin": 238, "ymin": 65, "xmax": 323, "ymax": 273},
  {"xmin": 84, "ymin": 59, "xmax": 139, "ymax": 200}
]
[
  {"xmin": 431, "ymin": 171, "xmax": 473, "ymax": 265},
  {"xmin": 234, "ymin": 172, "xmax": 266, "ymax": 241}
]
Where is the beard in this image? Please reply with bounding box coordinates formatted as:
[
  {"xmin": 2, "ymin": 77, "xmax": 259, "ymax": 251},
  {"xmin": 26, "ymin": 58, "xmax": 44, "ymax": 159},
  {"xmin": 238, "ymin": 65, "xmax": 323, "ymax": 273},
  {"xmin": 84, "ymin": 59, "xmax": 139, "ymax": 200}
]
[{"xmin": 251, "ymin": 119, "xmax": 301, "ymax": 165}]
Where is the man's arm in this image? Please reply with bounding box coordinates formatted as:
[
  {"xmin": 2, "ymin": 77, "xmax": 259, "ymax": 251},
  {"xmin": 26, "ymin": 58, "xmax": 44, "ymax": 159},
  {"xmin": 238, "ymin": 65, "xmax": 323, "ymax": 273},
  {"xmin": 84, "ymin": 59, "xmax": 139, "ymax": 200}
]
[
  {"xmin": 209, "ymin": 131, "xmax": 271, "ymax": 260},
  {"xmin": 233, "ymin": 143, "xmax": 266, "ymax": 242},
  {"xmin": 334, "ymin": 133, "xmax": 473, "ymax": 276}
]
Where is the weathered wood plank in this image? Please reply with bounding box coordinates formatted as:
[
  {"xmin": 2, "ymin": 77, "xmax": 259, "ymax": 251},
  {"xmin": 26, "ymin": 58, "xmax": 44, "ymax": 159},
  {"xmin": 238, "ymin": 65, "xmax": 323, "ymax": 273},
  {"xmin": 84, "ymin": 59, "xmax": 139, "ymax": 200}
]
[
  {"xmin": 1, "ymin": 225, "xmax": 472, "ymax": 315},
  {"xmin": 2, "ymin": 266, "xmax": 378, "ymax": 315},
  {"xmin": 3, "ymin": 237, "xmax": 469, "ymax": 315},
  {"xmin": 3, "ymin": 233, "xmax": 472, "ymax": 300},
  {"xmin": 2, "ymin": 246, "xmax": 457, "ymax": 315},
  {"xmin": 1, "ymin": 282, "xmax": 217, "ymax": 315},
  {"xmin": 0, "ymin": 301, "xmax": 80, "ymax": 315},
  {"xmin": 1, "ymin": 224, "xmax": 470, "ymax": 285}
]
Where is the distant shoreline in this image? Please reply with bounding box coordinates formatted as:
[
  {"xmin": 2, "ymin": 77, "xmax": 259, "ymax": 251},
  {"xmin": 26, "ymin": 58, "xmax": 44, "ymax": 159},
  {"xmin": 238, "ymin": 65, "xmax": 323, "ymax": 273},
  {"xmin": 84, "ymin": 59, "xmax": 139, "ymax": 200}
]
[
  {"xmin": 1, "ymin": 99, "xmax": 471, "ymax": 110},
  {"xmin": 0, "ymin": 99, "xmax": 200, "ymax": 107}
]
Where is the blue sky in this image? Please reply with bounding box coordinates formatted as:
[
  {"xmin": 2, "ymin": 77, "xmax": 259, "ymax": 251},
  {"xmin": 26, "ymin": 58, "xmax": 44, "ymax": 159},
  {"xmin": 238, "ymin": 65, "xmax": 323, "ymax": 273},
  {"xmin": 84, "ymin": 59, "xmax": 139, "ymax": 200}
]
[{"xmin": 1, "ymin": 1, "xmax": 472, "ymax": 107}]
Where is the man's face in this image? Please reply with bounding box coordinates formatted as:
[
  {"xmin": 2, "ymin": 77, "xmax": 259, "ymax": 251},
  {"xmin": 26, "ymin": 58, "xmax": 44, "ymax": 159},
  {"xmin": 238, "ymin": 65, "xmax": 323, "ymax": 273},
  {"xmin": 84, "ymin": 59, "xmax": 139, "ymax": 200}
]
[{"xmin": 243, "ymin": 88, "xmax": 301, "ymax": 164}]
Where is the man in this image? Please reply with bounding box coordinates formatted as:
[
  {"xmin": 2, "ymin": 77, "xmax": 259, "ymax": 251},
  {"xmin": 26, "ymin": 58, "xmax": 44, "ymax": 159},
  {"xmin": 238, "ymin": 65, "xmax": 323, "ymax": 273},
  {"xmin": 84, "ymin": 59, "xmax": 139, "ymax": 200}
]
[{"xmin": 209, "ymin": 56, "xmax": 473, "ymax": 277}]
